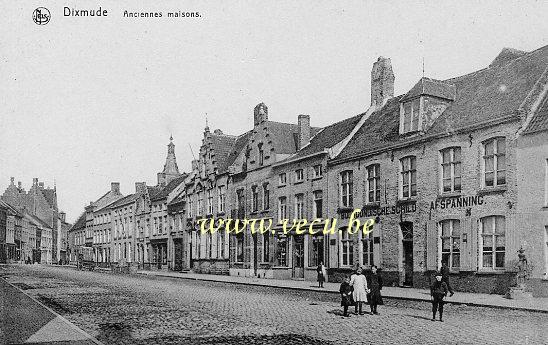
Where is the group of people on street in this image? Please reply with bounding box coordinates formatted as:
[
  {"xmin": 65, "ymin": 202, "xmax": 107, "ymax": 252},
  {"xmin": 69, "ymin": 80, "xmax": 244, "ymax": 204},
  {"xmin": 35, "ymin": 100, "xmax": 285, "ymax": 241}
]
[
  {"xmin": 338, "ymin": 265, "xmax": 384, "ymax": 317},
  {"xmin": 333, "ymin": 263, "xmax": 454, "ymax": 321}
]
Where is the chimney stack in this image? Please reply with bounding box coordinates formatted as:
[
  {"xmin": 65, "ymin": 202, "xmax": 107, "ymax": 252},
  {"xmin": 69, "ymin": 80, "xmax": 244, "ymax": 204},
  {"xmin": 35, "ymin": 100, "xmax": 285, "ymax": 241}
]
[
  {"xmin": 10, "ymin": 177, "xmax": 14, "ymax": 185},
  {"xmin": 298, "ymin": 114, "xmax": 311, "ymax": 150},
  {"xmin": 38, "ymin": 182, "xmax": 44, "ymax": 189},
  {"xmin": 33, "ymin": 178, "xmax": 38, "ymax": 186},
  {"xmin": 17, "ymin": 181, "xmax": 22, "ymax": 191},
  {"xmin": 59, "ymin": 212, "xmax": 66, "ymax": 222},
  {"xmin": 191, "ymin": 159, "xmax": 199, "ymax": 172},
  {"xmin": 371, "ymin": 57, "xmax": 395, "ymax": 108},
  {"xmin": 111, "ymin": 182, "xmax": 120, "ymax": 194},
  {"xmin": 135, "ymin": 182, "xmax": 146, "ymax": 193}
]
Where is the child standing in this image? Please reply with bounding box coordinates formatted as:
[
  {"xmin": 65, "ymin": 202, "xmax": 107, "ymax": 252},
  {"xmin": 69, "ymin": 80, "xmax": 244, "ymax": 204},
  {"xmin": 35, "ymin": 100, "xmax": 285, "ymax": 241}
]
[
  {"xmin": 430, "ymin": 271, "xmax": 449, "ymax": 322},
  {"xmin": 339, "ymin": 276, "xmax": 353, "ymax": 317}
]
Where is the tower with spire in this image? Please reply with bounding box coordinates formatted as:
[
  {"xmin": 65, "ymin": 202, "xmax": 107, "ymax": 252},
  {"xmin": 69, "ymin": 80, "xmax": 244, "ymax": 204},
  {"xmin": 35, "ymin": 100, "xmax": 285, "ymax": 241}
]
[{"xmin": 157, "ymin": 136, "xmax": 181, "ymax": 186}]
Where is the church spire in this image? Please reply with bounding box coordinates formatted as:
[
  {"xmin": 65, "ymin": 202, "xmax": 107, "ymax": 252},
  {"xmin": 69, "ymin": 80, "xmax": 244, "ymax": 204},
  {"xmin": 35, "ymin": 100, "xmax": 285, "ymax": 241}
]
[{"xmin": 158, "ymin": 136, "xmax": 180, "ymax": 186}]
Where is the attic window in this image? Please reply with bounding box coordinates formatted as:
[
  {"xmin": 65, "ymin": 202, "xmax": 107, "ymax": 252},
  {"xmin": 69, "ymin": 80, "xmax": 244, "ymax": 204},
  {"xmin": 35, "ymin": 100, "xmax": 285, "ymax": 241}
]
[{"xmin": 402, "ymin": 98, "xmax": 420, "ymax": 133}]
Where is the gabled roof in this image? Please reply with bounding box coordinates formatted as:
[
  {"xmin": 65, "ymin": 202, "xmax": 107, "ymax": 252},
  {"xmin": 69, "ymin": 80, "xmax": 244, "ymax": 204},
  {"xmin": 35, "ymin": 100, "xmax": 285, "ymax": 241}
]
[
  {"xmin": 336, "ymin": 45, "xmax": 548, "ymax": 161},
  {"xmin": 70, "ymin": 212, "xmax": 87, "ymax": 231},
  {"xmin": 25, "ymin": 212, "xmax": 52, "ymax": 229},
  {"xmin": 219, "ymin": 130, "xmax": 253, "ymax": 173},
  {"xmin": 151, "ymin": 174, "xmax": 187, "ymax": 201},
  {"xmin": 400, "ymin": 77, "xmax": 456, "ymax": 102},
  {"xmin": 109, "ymin": 193, "xmax": 138, "ymax": 209},
  {"xmin": 523, "ymin": 94, "xmax": 548, "ymax": 134},
  {"xmin": 210, "ymin": 133, "xmax": 237, "ymax": 172},
  {"xmin": 0, "ymin": 199, "xmax": 23, "ymax": 217},
  {"xmin": 40, "ymin": 188, "xmax": 56, "ymax": 209},
  {"xmin": 266, "ymin": 121, "xmax": 321, "ymax": 154},
  {"xmin": 280, "ymin": 113, "xmax": 363, "ymax": 163}
]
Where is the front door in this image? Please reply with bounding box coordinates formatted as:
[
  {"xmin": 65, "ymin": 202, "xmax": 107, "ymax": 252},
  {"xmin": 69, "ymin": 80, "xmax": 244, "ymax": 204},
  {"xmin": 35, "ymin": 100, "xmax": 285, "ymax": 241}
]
[
  {"xmin": 292, "ymin": 236, "xmax": 304, "ymax": 279},
  {"xmin": 174, "ymin": 239, "xmax": 183, "ymax": 271},
  {"xmin": 401, "ymin": 222, "xmax": 414, "ymax": 286}
]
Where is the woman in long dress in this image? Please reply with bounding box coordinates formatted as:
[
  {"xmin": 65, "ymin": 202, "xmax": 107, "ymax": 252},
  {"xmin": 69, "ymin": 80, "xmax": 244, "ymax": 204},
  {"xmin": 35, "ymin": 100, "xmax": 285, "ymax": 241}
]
[
  {"xmin": 317, "ymin": 261, "xmax": 327, "ymax": 288},
  {"xmin": 350, "ymin": 267, "xmax": 369, "ymax": 315}
]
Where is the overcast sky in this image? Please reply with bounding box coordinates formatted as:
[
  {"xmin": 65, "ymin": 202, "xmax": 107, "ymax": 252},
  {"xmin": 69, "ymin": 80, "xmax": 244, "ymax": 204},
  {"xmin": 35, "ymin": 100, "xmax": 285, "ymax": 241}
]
[{"xmin": 1, "ymin": 0, "xmax": 547, "ymax": 223}]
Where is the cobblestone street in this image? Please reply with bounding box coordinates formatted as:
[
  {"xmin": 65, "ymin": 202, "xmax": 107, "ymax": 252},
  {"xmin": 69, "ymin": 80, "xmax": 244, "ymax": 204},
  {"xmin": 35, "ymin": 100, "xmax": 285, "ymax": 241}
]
[{"xmin": 2, "ymin": 265, "xmax": 547, "ymax": 345}]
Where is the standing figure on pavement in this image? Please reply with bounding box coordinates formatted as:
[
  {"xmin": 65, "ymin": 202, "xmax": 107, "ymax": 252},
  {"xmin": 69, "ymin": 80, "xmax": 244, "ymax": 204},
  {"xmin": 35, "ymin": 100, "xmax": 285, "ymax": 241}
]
[
  {"xmin": 317, "ymin": 261, "xmax": 327, "ymax": 288},
  {"xmin": 366, "ymin": 265, "xmax": 383, "ymax": 315},
  {"xmin": 339, "ymin": 276, "xmax": 353, "ymax": 317},
  {"xmin": 430, "ymin": 271, "xmax": 449, "ymax": 322},
  {"xmin": 350, "ymin": 267, "xmax": 369, "ymax": 315},
  {"xmin": 440, "ymin": 263, "xmax": 454, "ymax": 296}
]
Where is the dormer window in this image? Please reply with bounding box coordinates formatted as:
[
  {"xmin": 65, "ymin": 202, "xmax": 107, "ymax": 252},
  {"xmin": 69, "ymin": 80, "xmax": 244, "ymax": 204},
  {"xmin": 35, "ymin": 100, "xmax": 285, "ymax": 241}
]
[{"xmin": 402, "ymin": 98, "xmax": 420, "ymax": 133}]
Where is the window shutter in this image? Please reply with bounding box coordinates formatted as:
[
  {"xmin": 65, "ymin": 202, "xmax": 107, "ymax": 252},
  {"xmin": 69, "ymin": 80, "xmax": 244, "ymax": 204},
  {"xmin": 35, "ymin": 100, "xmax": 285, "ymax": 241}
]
[
  {"xmin": 470, "ymin": 217, "xmax": 478, "ymax": 271},
  {"xmin": 426, "ymin": 220, "xmax": 438, "ymax": 270},
  {"xmin": 460, "ymin": 217, "xmax": 472, "ymax": 271},
  {"xmin": 211, "ymin": 233, "xmax": 218, "ymax": 259}
]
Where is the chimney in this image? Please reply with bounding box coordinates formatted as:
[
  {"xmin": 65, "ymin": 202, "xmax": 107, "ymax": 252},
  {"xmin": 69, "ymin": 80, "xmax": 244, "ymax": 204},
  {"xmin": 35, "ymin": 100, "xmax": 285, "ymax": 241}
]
[
  {"xmin": 111, "ymin": 182, "xmax": 120, "ymax": 194},
  {"xmin": 17, "ymin": 181, "xmax": 22, "ymax": 191},
  {"xmin": 253, "ymin": 103, "xmax": 268, "ymax": 126},
  {"xmin": 10, "ymin": 177, "xmax": 14, "ymax": 185},
  {"xmin": 38, "ymin": 182, "xmax": 44, "ymax": 189},
  {"xmin": 371, "ymin": 57, "xmax": 395, "ymax": 108},
  {"xmin": 33, "ymin": 178, "xmax": 38, "ymax": 186},
  {"xmin": 298, "ymin": 114, "xmax": 311, "ymax": 149},
  {"xmin": 59, "ymin": 212, "xmax": 66, "ymax": 222},
  {"xmin": 135, "ymin": 182, "xmax": 146, "ymax": 193}
]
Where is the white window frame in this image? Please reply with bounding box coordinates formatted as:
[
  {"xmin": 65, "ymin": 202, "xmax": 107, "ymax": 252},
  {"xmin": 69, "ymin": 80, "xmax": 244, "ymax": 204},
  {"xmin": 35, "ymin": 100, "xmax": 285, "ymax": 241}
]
[
  {"xmin": 340, "ymin": 230, "xmax": 353, "ymax": 267},
  {"xmin": 278, "ymin": 197, "xmax": 287, "ymax": 221},
  {"xmin": 400, "ymin": 98, "xmax": 421, "ymax": 133},
  {"xmin": 294, "ymin": 194, "xmax": 304, "ymax": 219},
  {"xmin": 479, "ymin": 216, "xmax": 506, "ymax": 270},
  {"xmin": 438, "ymin": 219, "xmax": 461, "ymax": 270},
  {"xmin": 279, "ymin": 173, "xmax": 287, "ymax": 186},
  {"xmin": 482, "ymin": 137, "xmax": 506, "ymax": 188},
  {"xmin": 295, "ymin": 169, "xmax": 304, "ymax": 183},
  {"xmin": 313, "ymin": 164, "xmax": 323, "ymax": 178},
  {"xmin": 340, "ymin": 170, "xmax": 353, "ymax": 208},
  {"xmin": 366, "ymin": 164, "xmax": 381, "ymax": 203},
  {"xmin": 440, "ymin": 147, "xmax": 462, "ymax": 193},
  {"xmin": 400, "ymin": 156, "xmax": 417, "ymax": 199}
]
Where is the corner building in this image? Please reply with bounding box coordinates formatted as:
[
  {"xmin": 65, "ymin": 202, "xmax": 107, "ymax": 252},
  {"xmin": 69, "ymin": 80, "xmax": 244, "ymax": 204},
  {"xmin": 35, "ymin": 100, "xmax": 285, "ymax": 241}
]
[{"xmin": 328, "ymin": 46, "xmax": 548, "ymax": 296}]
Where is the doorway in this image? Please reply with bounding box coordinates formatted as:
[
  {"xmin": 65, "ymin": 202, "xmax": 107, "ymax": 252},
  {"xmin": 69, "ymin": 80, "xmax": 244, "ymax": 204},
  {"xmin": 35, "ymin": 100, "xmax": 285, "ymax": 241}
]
[
  {"xmin": 401, "ymin": 221, "xmax": 414, "ymax": 286},
  {"xmin": 292, "ymin": 236, "xmax": 305, "ymax": 279}
]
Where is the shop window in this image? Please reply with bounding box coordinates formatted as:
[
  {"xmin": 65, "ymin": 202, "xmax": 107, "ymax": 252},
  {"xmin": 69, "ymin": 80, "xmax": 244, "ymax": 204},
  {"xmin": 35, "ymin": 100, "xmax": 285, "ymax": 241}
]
[
  {"xmin": 400, "ymin": 156, "xmax": 417, "ymax": 198},
  {"xmin": 341, "ymin": 231, "xmax": 354, "ymax": 266},
  {"xmin": 440, "ymin": 147, "xmax": 462, "ymax": 193},
  {"xmin": 483, "ymin": 137, "xmax": 506, "ymax": 187},
  {"xmin": 236, "ymin": 234, "xmax": 244, "ymax": 263},
  {"xmin": 262, "ymin": 233, "xmax": 270, "ymax": 262},
  {"xmin": 361, "ymin": 233, "xmax": 374, "ymax": 266},
  {"xmin": 276, "ymin": 236, "xmax": 288, "ymax": 266},
  {"xmin": 309, "ymin": 235, "xmax": 324, "ymax": 267},
  {"xmin": 480, "ymin": 216, "xmax": 505, "ymax": 269},
  {"xmin": 439, "ymin": 219, "xmax": 460, "ymax": 269}
]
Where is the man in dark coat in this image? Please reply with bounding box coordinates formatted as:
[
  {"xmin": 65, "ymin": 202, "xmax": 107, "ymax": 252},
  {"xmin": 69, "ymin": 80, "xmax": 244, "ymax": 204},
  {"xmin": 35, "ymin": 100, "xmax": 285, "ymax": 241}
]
[
  {"xmin": 366, "ymin": 265, "xmax": 383, "ymax": 315},
  {"xmin": 430, "ymin": 271, "xmax": 449, "ymax": 322}
]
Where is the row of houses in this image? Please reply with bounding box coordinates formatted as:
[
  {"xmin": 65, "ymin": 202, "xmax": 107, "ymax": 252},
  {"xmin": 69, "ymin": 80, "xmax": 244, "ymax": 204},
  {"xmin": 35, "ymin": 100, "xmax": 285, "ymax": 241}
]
[
  {"xmin": 68, "ymin": 45, "xmax": 548, "ymax": 297},
  {"xmin": 0, "ymin": 180, "xmax": 70, "ymax": 265}
]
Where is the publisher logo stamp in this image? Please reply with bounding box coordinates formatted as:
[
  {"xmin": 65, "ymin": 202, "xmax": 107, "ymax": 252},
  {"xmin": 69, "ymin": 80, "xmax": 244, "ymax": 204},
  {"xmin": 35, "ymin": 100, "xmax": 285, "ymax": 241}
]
[{"xmin": 33, "ymin": 7, "xmax": 50, "ymax": 25}]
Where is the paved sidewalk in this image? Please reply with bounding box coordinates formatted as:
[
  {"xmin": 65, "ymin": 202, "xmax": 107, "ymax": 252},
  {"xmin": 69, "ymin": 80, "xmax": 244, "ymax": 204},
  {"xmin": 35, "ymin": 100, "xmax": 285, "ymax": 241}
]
[
  {"xmin": 135, "ymin": 269, "xmax": 548, "ymax": 313},
  {"xmin": 0, "ymin": 276, "xmax": 102, "ymax": 345}
]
